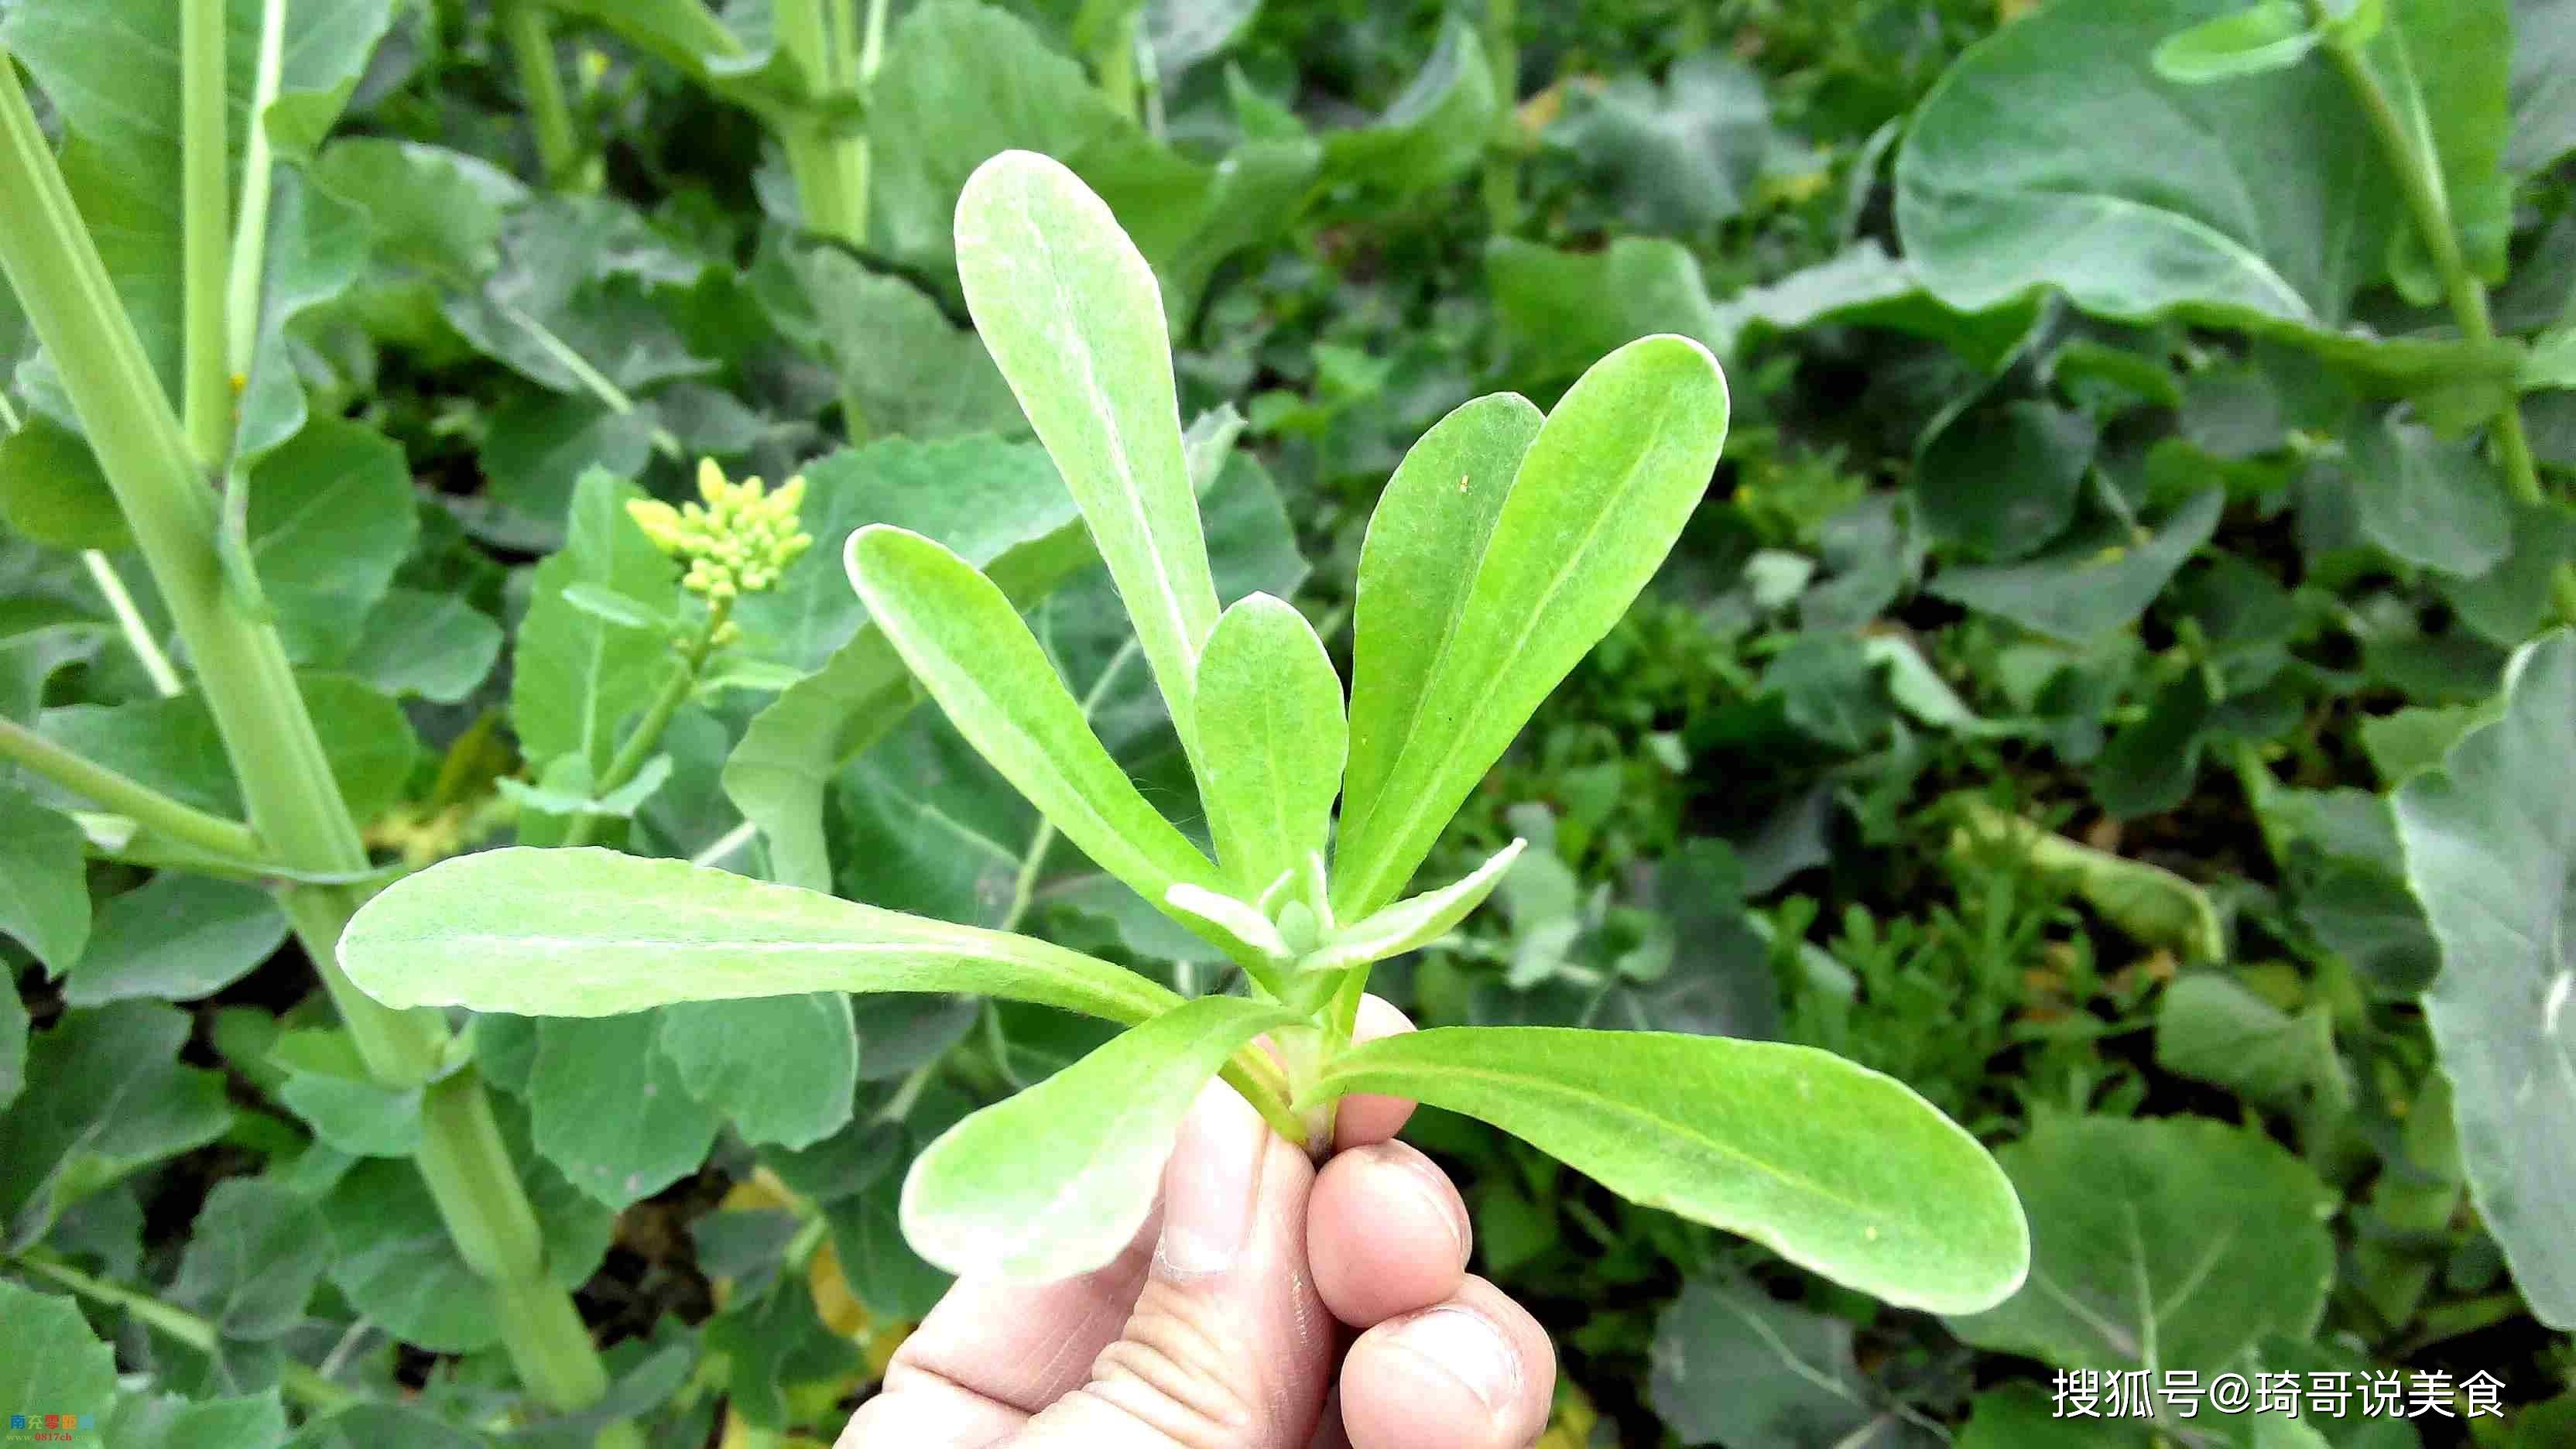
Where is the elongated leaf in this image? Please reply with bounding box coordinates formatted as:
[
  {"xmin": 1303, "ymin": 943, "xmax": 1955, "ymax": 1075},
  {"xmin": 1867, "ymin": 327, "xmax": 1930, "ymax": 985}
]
[
  {"xmin": 338, "ymin": 846, "xmax": 1180, "ymax": 1025},
  {"xmin": 1334, "ymin": 337, "xmax": 1729, "ymax": 917},
  {"xmin": 512, "ymin": 469, "xmax": 677, "ymax": 776},
  {"xmin": 846, "ymin": 524, "xmax": 1228, "ymax": 917},
  {"xmin": 901, "ymin": 994, "xmax": 1299, "ymax": 1281},
  {"xmin": 1304, "ymin": 1026, "xmax": 2027, "ymax": 1314},
  {"xmin": 2393, "ymin": 630, "xmax": 2576, "ymax": 1327},
  {"xmin": 1301, "ymin": 839, "xmax": 1526, "ymax": 974},
  {"xmin": 2152, "ymin": 2, "xmax": 2319, "ymax": 84},
  {"xmin": 1195, "ymin": 594, "xmax": 1345, "ymax": 896},
  {"xmin": 954, "ymin": 149, "xmax": 1221, "ymax": 759},
  {"xmin": 1342, "ymin": 393, "xmax": 1543, "ymax": 849}
]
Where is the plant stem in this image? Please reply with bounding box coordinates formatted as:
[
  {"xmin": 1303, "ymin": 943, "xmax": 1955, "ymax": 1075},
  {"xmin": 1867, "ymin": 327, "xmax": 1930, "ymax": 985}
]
[
  {"xmin": 0, "ymin": 716, "xmax": 265, "ymax": 859},
  {"xmin": 0, "ymin": 58, "xmax": 633, "ymax": 1440},
  {"xmin": 226, "ymin": 0, "xmax": 286, "ymax": 375},
  {"xmin": 1480, "ymin": 0, "xmax": 1520, "ymax": 232},
  {"xmin": 180, "ymin": 0, "xmax": 231, "ymax": 464},
  {"xmin": 81, "ymin": 550, "xmax": 185, "ymax": 697},
  {"xmin": 1091, "ymin": 7, "xmax": 1142, "ymax": 121},
  {"xmin": 563, "ymin": 598, "xmax": 729, "ymax": 848},
  {"xmin": 2306, "ymin": 3, "xmax": 2576, "ymax": 621},
  {"xmin": 501, "ymin": 0, "xmax": 592, "ymax": 192},
  {"xmin": 11, "ymin": 1250, "xmax": 361, "ymax": 1413}
]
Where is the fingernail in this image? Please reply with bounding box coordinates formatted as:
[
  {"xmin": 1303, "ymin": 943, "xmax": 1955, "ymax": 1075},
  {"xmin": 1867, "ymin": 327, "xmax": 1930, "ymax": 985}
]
[
  {"xmin": 1156, "ymin": 1083, "xmax": 1265, "ymax": 1278},
  {"xmin": 1398, "ymin": 1306, "xmax": 1520, "ymax": 1413},
  {"xmin": 1365, "ymin": 1144, "xmax": 1470, "ymax": 1269}
]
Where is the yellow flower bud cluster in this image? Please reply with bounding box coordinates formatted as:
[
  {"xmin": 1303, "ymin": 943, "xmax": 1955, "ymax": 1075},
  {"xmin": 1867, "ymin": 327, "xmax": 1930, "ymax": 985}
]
[{"xmin": 625, "ymin": 459, "xmax": 815, "ymax": 604}]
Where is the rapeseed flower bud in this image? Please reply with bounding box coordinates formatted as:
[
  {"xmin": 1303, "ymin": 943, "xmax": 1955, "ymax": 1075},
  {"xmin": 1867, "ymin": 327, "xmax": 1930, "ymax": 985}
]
[{"xmin": 625, "ymin": 459, "xmax": 814, "ymax": 605}]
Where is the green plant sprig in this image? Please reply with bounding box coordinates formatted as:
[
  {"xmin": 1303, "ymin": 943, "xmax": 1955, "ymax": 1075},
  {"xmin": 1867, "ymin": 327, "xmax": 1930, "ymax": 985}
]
[{"xmin": 341, "ymin": 151, "xmax": 2030, "ymax": 1317}]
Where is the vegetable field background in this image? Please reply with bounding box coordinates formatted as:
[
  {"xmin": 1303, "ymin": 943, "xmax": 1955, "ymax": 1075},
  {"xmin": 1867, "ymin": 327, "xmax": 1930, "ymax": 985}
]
[{"xmin": 4, "ymin": 0, "xmax": 2575, "ymax": 1444}]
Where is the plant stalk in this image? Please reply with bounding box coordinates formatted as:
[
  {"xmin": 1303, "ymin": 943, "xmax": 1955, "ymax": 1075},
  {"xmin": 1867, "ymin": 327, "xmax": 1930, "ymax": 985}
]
[
  {"xmin": 2306, "ymin": 3, "xmax": 2576, "ymax": 621},
  {"xmin": 180, "ymin": 0, "xmax": 231, "ymax": 464},
  {"xmin": 0, "ymin": 57, "xmax": 633, "ymax": 1440},
  {"xmin": 562, "ymin": 598, "xmax": 728, "ymax": 848},
  {"xmin": 0, "ymin": 716, "xmax": 265, "ymax": 859},
  {"xmin": 11, "ymin": 1250, "xmax": 361, "ymax": 1413},
  {"xmin": 225, "ymin": 0, "xmax": 286, "ymax": 375},
  {"xmin": 501, "ymin": 0, "xmax": 592, "ymax": 192}
]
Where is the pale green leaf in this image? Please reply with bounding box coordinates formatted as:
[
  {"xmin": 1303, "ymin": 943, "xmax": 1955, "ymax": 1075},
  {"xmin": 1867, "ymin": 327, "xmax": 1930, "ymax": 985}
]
[
  {"xmin": 0, "ymin": 412, "xmax": 125, "ymax": 550},
  {"xmin": 2393, "ymin": 629, "xmax": 2576, "ymax": 1327},
  {"xmin": 954, "ymin": 149, "xmax": 1221, "ymax": 757},
  {"xmin": 901, "ymin": 994, "xmax": 1299, "ymax": 1281},
  {"xmin": 1301, "ymin": 839, "xmax": 1526, "ymax": 975},
  {"xmin": 1550, "ymin": 51, "xmax": 1769, "ymax": 231},
  {"xmin": 344, "ymin": 588, "xmax": 502, "ymax": 704},
  {"xmin": 2345, "ymin": 411, "xmax": 2511, "ymax": 577},
  {"xmin": 1341, "ymin": 393, "xmax": 1542, "ymax": 854},
  {"xmin": 845, "ymin": 525, "xmax": 1228, "ymax": 920},
  {"xmin": 339, "ymin": 846, "xmax": 1180, "ymax": 1024},
  {"xmin": 1304, "ymin": 1026, "xmax": 2029, "ymax": 1314},
  {"xmin": 658, "ymin": 994, "xmax": 858, "ymax": 1149},
  {"xmin": 1945, "ymin": 1114, "xmax": 2334, "ymax": 1376},
  {"xmin": 2152, "ymin": 2, "xmax": 2321, "ymax": 84},
  {"xmin": 0, "ymin": 1279, "xmax": 117, "ymax": 1424},
  {"xmin": 2154, "ymin": 975, "xmax": 2350, "ymax": 1108},
  {"xmin": 1651, "ymin": 1272, "xmax": 1930, "ymax": 1449},
  {"xmin": 512, "ymin": 469, "xmax": 678, "ymax": 776},
  {"xmin": 170, "ymin": 1180, "xmax": 330, "ymax": 1340},
  {"xmin": 277, "ymin": 1070, "xmax": 422, "ymax": 1158},
  {"xmin": 1195, "ymin": 594, "xmax": 1345, "ymax": 896},
  {"xmin": 0, "ymin": 783, "xmax": 91, "ymax": 975},
  {"xmin": 62, "ymin": 872, "xmax": 287, "ymax": 1006},
  {"xmin": 780, "ymin": 246, "xmax": 1023, "ymax": 441},
  {"xmin": 1333, "ymin": 336, "xmax": 1730, "ymax": 917}
]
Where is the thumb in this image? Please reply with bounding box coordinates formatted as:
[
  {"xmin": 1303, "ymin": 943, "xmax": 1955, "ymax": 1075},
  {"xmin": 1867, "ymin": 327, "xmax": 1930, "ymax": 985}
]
[{"xmin": 1011, "ymin": 1081, "xmax": 1334, "ymax": 1449}]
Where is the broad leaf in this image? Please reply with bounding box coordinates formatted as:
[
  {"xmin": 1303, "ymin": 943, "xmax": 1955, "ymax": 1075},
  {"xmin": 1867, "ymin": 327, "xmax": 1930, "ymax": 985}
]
[
  {"xmin": 1550, "ymin": 53, "xmax": 1771, "ymax": 232},
  {"xmin": 62, "ymin": 873, "xmax": 287, "ymax": 1006},
  {"xmin": 657, "ymin": 994, "xmax": 859, "ymax": 1150},
  {"xmin": 1301, "ymin": 839, "xmax": 1526, "ymax": 975},
  {"xmin": 1913, "ymin": 402, "xmax": 2096, "ymax": 561},
  {"xmin": 1651, "ymin": 1272, "xmax": 1937, "ymax": 1449},
  {"xmin": 1303, "ymin": 1026, "xmax": 2028, "ymax": 1314},
  {"xmin": 339, "ymin": 846, "xmax": 1180, "ymax": 1025},
  {"xmin": 1929, "ymin": 488, "xmax": 2225, "ymax": 644},
  {"xmin": 777, "ymin": 245, "xmax": 1023, "ymax": 442},
  {"xmin": 0, "ymin": 783, "xmax": 90, "ymax": 975},
  {"xmin": 1341, "ymin": 393, "xmax": 1543, "ymax": 854},
  {"xmin": 901, "ymin": 994, "xmax": 1299, "ymax": 1281},
  {"xmin": 1896, "ymin": 0, "xmax": 2400, "ymax": 336},
  {"xmin": 2155, "ymin": 975, "xmax": 2349, "ymax": 1109},
  {"xmin": 512, "ymin": 469, "xmax": 677, "ymax": 776},
  {"xmin": 2512, "ymin": 0, "xmax": 2576, "ymax": 171},
  {"xmin": 1333, "ymin": 336, "xmax": 1729, "ymax": 918},
  {"xmin": 846, "ymin": 525, "xmax": 1229, "ymax": 921},
  {"xmin": 0, "ymin": 1002, "xmax": 232, "ymax": 1249},
  {"xmin": 954, "ymin": 149, "xmax": 1221, "ymax": 762},
  {"xmin": 170, "ymin": 1180, "xmax": 330, "ymax": 1341},
  {"xmin": 2152, "ymin": 2, "xmax": 2320, "ymax": 84},
  {"xmin": 2393, "ymin": 630, "xmax": 2576, "ymax": 1327},
  {"xmin": 0, "ymin": 1279, "xmax": 117, "ymax": 1424},
  {"xmin": 1317, "ymin": 16, "xmax": 1497, "ymax": 198},
  {"xmin": 1944, "ymin": 1113, "xmax": 2334, "ymax": 1377},
  {"xmin": 103, "ymin": 1391, "xmax": 289, "ymax": 1449},
  {"xmin": 0, "ymin": 412, "xmax": 125, "ymax": 549},
  {"xmin": 1195, "ymin": 594, "xmax": 1345, "ymax": 896},
  {"xmin": 344, "ymin": 588, "xmax": 502, "ymax": 704},
  {"xmin": 2344, "ymin": 411, "xmax": 2511, "ymax": 577},
  {"xmin": 531, "ymin": 1013, "xmax": 722, "ymax": 1208}
]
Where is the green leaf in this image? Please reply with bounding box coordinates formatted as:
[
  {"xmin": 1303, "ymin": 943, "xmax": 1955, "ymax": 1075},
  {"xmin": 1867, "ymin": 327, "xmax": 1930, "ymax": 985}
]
[
  {"xmin": 2511, "ymin": 0, "xmax": 2576, "ymax": 171},
  {"xmin": 531, "ymin": 1013, "xmax": 723, "ymax": 1208},
  {"xmin": 0, "ymin": 988, "xmax": 25, "ymax": 1113},
  {"xmin": 1485, "ymin": 238, "xmax": 1728, "ymax": 387},
  {"xmin": 1913, "ymin": 402, "xmax": 2097, "ymax": 561},
  {"xmin": 1650, "ymin": 1271, "xmax": 1926, "ymax": 1449},
  {"xmin": 0, "ymin": 1279, "xmax": 117, "ymax": 1425},
  {"xmin": 1334, "ymin": 336, "xmax": 1729, "ymax": 918},
  {"xmin": 339, "ymin": 846, "xmax": 1181, "ymax": 1024},
  {"xmin": 2343, "ymin": 411, "xmax": 2511, "ymax": 577},
  {"xmin": 721, "ymin": 437, "xmax": 1088, "ymax": 892},
  {"xmin": 845, "ymin": 525, "xmax": 1229, "ymax": 923},
  {"xmin": 62, "ymin": 873, "xmax": 287, "ymax": 1006},
  {"xmin": 1342, "ymin": 393, "xmax": 1543, "ymax": 858},
  {"xmin": 512, "ymin": 468, "xmax": 677, "ymax": 776},
  {"xmin": 954, "ymin": 149, "xmax": 1221, "ymax": 759},
  {"xmin": 1194, "ymin": 594, "xmax": 1345, "ymax": 896},
  {"xmin": 1304, "ymin": 1026, "xmax": 2029, "ymax": 1314},
  {"xmin": 344, "ymin": 588, "xmax": 503, "ymax": 704},
  {"xmin": 37, "ymin": 675, "xmax": 416, "ymax": 825},
  {"xmin": 2381, "ymin": 0, "xmax": 2513, "ymax": 280},
  {"xmin": 231, "ymin": 167, "xmax": 375, "ymax": 471},
  {"xmin": 0, "ymin": 1002, "xmax": 232, "ymax": 1249},
  {"xmin": 2155, "ymin": 974, "xmax": 2350, "ymax": 1108},
  {"xmin": 1896, "ymin": 0, "xmax": 2401, "ymax": 334},
  {"xmin": 276, "ymin": 1070, "xmax": 422, "ymax": 1158},
  {"xmin": 170, "ymin": 1180, "xmax": 331, "ymax": 1340},
  {"xmin": 657, "ymin": 995, "xmax": 858, "ymax": 1149},
  {"xmin": 1549, "ymin": 53, "xmax": 1770, "ymax": 231},
  {"xmin": 0, "ymin": 412, "xmax": 125, "ymax": 550},
  {"xmin": 1302, "ymin": 839, "xmax": 1526, "ymax": 975},
  {"xmin": 1929, "ymin": 488, "xmax": 2225, "ymax": 644},
  {"xmin": 778, "ymin": 246, "xmax": 1023, "ymax": 441},
  {"xmin": 2392, "ymin": 630, "xmax": 2576, "ymax": 1328},
  {"xmin": 1952, "ymin": 800, "xmax": 2225, "ymax": 961},
  {"xmin": 437, "ymin": 197, "xmax": 716, "ymax": 397},
  {"xmin": 103, "ymin": 1390, "xmax": 289, "ymax": 1449},
  {"xmin": 2152, "ymin": 2, "xmax": 2321, "ymax": 83},
  {"xmin": 2359, "ymin": 701, "xmax": 2501, "ymax": 783},
  {"xmin": 1944, "ymin": 1114, "xmax": 2334, "ymax": 1377},
  {"xmin": 0, "ymin": 783, "xmax": 91, "ymax": 975},
  {"xmin": 901, "ymin": 994, "xmax": 1299, "ymax": 1280},
  {"xmin": 1317, "ymin": 16, "xmax": 1497, "ymax": 198}
]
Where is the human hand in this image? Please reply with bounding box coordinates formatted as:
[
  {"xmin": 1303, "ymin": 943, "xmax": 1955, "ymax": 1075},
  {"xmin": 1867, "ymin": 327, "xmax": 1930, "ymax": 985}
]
[{"xmin": 838, "ymin": 995, "xmax": 1557, "ymax": 1448}]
